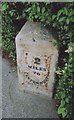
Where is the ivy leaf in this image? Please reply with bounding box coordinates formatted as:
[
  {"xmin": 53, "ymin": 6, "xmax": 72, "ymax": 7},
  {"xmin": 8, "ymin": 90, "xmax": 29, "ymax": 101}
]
[
  {"xmin": 42, "ymin": 7, "xmax": 45, "ymax": 13},
  {"xmin": 2, "ymin": 3, "xmax": 8, "ymax": 11},
  {"xmin": 58, "ymin": 106, "xmax": 67, "ymax": 117},
  {"xmin": 65, "ymin": 98, "xmax": 69, "ymax": 103},
  {"xmin": 52, "ymin": 15, "xmax": 56, "ymax": 20},
  {"xmin": 58, "ymin": 106, "xmax": 64, "ymax": 114},
  {"xmin": 37, "ymin": 6, "xmax": 40, "ymax": 12},
  {"xmin": 70, "ymin": 16, "xmax": 74, "ymax": 22},
  {"xmin": 61, "ymin": 100, "xmax": 65, "ymax": 106},
  {"xmin": 66, "ymin": 18, "xmax": 69, "ymax": 24},
  {"xmin": 64, "ymin": 7, "xmax": 68, "ymax": 15},
  {"xmin": 57, "ymin": 9, "xmax": 64, "ymax": 18},
  {"xmin": 62, "ymin": 109, "xmax": 68, "ymax": 118},
  {"xmin": 35, "ymin": 15, "xmax": 38, "ymax": 18},
  {"xmin": 69, "ymin": 10, "xmax": 74, "ymax": 17},
  {"xmin": 9, "ymin": 11, "xmax": 14, "ymax": 17},
  {"xmin": 59, "ymin": 17, "xmax": 66, "ymax": 22},
  {"xmin": 26, "ymin": 8, "xmax": 31, "ymax": 12}
]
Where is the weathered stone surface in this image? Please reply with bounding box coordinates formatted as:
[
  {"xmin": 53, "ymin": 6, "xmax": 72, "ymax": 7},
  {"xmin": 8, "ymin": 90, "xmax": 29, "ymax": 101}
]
[
  {"xmin": 15, "ymin": 21, "xmax": 58, "ymax": 97},
  {"xmin": 2, "ymin": 56, "xmax": 59, "ymax": 118}
]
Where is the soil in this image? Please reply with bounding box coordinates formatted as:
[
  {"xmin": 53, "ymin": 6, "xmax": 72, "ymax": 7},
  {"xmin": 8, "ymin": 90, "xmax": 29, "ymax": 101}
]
[{"xmin": 2, "ymin": 50, "xmax": 17, "ymax": 67}]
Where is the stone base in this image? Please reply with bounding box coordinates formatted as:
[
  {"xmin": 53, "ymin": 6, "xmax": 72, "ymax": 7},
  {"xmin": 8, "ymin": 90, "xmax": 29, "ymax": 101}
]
[{"xmin": 18, "ymin": 82, "xmax": 52, "ymax": 98}]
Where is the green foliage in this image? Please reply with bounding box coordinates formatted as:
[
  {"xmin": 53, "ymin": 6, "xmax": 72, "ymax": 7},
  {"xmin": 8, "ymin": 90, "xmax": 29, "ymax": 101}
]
[
  {"xmin": 2, "ymin": 3, "xmax": 17, "ymax": 61},
  {"xmin": 2, "ymin": 3, "xmax": 8, "ymax": 11},
  {"xmin": 2, "ymin": 2, "xmax": 74, "ymax": 118},
  {"xmin": 56, "ymin": 43, "xmax": 73, "ymax": 118},
  {"xmin": 25, "ymin": 3, "xmax": 50, "ymax": 23}
]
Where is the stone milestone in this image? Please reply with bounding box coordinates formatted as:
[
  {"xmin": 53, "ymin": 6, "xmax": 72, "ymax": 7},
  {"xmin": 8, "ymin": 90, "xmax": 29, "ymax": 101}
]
[{"xmin": 15, "ymin": 21, "xmax": 58, "ymax": 97}]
